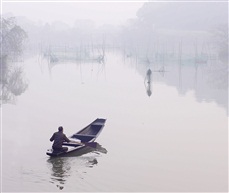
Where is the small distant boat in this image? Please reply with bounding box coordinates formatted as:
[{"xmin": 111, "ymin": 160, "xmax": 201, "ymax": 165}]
[{"xmin": 46, "ymin": 118, "xmax": 106, "ymax": 157}]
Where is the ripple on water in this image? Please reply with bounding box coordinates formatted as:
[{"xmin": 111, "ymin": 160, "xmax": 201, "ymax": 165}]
[{"xmin": 46, "ymin": 152, "xmax": 103, "ymax": 191}]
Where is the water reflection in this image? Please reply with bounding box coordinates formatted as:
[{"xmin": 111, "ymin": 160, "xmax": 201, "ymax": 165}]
[
  {"xmin": 144, "ymin": 69, "xmax": 152, "ymax": 97},
  {"xmin": 0, "ymin": 56, "xmax": 28, "ymax": 105},
  {"xmin": 48, "ymin": 157, "xmax": 70, "ymax": 190},
  {"xmin": 47, "ymin": 144, "xmax": 107, "ymax": 190},
  {"xmin": 42, "ymin": 44, "xmax": 106, "ymax": 82},
  {"xmin": 44, "ymin": 44, "xmax": 105, "ymax": 65},
  {"xmin": 123, "ymin": 40, "xmax": 227, "ymax": 112},
  {"xmin": 144, "ymin": 67, "xmax": 170, "ymax": 97},
  {"xmin": 153, "ymin": 66, "xmax": 168, "ymax": 77}
]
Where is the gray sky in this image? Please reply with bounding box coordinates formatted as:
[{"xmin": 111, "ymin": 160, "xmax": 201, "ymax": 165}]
[{"xmin": 3, "ymin": 2, "xmax": 145, "ymax": 26}]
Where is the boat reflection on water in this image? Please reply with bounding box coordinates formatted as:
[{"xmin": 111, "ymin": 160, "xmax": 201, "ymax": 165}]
[
  {"xmin": 47, "ymin": 144, "xmax": 107, "ymax": 190},
  {"xmin": 47, "ymin": 157, "xmax": 70, "ymax": 190}
]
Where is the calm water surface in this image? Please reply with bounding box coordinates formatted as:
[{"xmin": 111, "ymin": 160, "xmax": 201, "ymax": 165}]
[{"xmin": 2, "ymin": 51, "xmax": 228, "ymax": 192}]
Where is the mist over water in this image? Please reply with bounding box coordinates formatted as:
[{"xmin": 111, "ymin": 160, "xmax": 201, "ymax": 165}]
[{"xmin": 1, "ymin": 1, "xmax": 228, "ymax": 192}]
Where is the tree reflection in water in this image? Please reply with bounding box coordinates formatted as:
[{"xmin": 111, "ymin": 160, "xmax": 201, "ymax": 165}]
[
  {"xmin": 1, "ymin": 17, "xmax": 28, "ymax": 105},
  {"xmin": 47, "ymin": 144, "xmax": 107, "ymax": 190},
  {"xmin": 0, "ymin": 56, "xmax": 28, "ymax": 105}
]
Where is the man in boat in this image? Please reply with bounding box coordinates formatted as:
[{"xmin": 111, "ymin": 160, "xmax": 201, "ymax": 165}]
[{"xmin": 50, "ymin": 126, "xmax": 71, "ymax": 152}]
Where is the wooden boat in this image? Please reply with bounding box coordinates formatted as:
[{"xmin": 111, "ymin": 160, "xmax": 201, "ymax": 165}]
[{"xmin": 46, "ymin": 118, "xmax": 106, "ymax": 157}]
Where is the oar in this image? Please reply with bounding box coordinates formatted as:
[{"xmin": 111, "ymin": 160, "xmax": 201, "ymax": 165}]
[
  {"xmin": 63, "ymin": 141, "xmax": 98, "ymax": 148},
  {"xmin": 82, "ymin": 142, "xmax": 98, "ymax": 148}
]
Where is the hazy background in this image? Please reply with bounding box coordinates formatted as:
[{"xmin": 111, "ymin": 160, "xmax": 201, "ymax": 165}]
[
  {"xmin": 1, "ymin": 1, "xmax": 228, "ymax": 192},
  {"xmin": 3, "ymin": 2, "xmax": 144, "ymax": 27}
]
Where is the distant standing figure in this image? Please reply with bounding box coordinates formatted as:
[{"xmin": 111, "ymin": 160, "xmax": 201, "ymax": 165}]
[{"xmin": 50, "ymin": 126, "xmax": 71, "ymax": 152}]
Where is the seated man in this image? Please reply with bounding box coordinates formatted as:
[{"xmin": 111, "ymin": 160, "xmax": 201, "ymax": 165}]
[{"xmin": 50, "ymin": 126, "xmax": 71, "ymax": 152}]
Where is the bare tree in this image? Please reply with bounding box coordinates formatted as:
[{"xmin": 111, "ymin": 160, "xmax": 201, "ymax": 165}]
[{"xmin": 1, "ymin": 17, "xmax": 27, "ymax": 58}]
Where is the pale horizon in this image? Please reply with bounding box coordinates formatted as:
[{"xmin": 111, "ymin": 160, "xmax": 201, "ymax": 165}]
[{"xmin": 2, "ymin": 2, "xmax": 145, "ymax": 27}]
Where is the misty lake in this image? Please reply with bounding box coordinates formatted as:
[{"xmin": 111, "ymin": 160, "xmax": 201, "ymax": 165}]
[{"xmin": 2, "ymin": 49, "xmax": 228, "ymax": 192}]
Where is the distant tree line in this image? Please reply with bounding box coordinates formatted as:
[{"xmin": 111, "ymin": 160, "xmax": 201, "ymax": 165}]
[{"xmin": 120, "ymin": 2, "xmax": 228, "ymax": 62}]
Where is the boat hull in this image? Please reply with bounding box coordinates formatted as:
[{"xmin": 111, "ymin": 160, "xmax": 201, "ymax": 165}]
[{"xmin": 46, "ymin": 118, "xmax": 106, "ymax": 157}]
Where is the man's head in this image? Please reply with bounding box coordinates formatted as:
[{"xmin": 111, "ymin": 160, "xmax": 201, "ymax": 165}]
[{"xmin": 58, "ymin": 126, "xmax": 63, "ymax": 132}]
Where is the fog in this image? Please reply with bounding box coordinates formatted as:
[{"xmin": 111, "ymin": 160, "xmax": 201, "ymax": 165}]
[
  {"xmin": 3, "ymin": 2, "xmax": 227, "ymax": 60},
  {"xmin": 1, "ymin": 1, "xmax": 228, "ymax": 192},
  {"xmin": 3, "ymin": 2, "xmax": 144, "ymax": 27},
  {"xmin": 2, "ymin": 1, "xmax": 228, "ymax": 138},
  {"xmin": 2, "ymin": 0, "xmax": 228, "ymax": 137}
]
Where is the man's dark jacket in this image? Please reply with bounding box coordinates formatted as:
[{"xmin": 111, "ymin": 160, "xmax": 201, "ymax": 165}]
[{"xmin": 50, "ymin": 131, "xmax": 70, "ymax": 149}]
